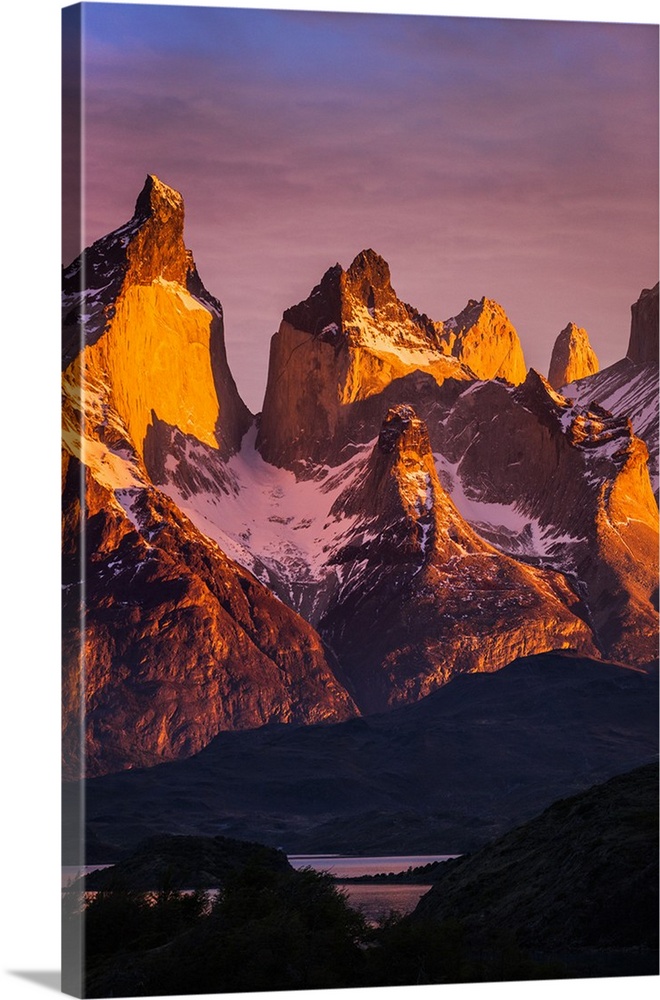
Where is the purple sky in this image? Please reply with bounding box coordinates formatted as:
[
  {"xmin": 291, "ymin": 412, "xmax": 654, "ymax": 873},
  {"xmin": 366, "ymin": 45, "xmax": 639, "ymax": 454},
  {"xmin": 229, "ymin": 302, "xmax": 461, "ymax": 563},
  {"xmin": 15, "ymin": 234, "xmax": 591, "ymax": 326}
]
[{"xmin": 64, "ymin": 2, "xmax": 659, "ymax": 411}]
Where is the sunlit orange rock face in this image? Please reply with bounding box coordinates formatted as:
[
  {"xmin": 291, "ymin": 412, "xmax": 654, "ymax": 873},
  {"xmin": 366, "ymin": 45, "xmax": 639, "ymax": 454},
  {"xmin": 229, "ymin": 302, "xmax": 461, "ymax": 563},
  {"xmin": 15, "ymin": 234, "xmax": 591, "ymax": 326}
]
[
  {"xmin": 63, "ymin": 174, "xmax": 251, "ymax": 462},
  {"xmin": 62, "ymin": 177, "xmax": 658, "ymax": 781},
  {"xmin": 61, "ymin": 451, "xmax": 357, "ymax": 780},
  {"xmin": 437, "ymin": 370, "xmax": 659, "ymax": 666},
  {"xmin": 435, "ymin": 296, "xmax": 527, "ymax": 384},
  {"xmin": 62, "ymin": 177, "xmax": 357, "ymax": 779},
  {"xmin": 547, "ymin": 322, "xmax": 599, "ymax": 389},
  {"xmin": 318, "ymin": 404, "xmax": 599, "ymax": 713},
  {"xmin": 256, "ymin": 251, "xmax": 527, "ymax": 470}
]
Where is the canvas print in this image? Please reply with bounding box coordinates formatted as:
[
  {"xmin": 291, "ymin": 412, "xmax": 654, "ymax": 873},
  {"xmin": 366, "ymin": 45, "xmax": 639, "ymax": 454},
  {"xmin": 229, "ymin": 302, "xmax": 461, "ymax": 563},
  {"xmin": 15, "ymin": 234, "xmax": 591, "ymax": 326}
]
[{"xmin": 61, "ymin": 2, "xmax": 659, "ymax": 996}]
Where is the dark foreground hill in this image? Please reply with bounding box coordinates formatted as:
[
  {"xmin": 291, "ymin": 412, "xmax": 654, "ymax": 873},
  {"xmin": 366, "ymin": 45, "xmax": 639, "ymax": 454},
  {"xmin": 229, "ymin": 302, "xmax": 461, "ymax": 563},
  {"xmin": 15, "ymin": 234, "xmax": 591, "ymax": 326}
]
[
  {"xmin": 69, "ymin": 652, "xmax": 658, "ymax": 861},
  {"xmin": 412, "ymin": 761, "xmax": 658, "ymax": 975},
  {"xmin": 67, "ymin": 765, "xmax": 657, "ymax": 996},
  {"xmin": 79, "ymin": 835, "xmax": 292, "ymax": 891}
]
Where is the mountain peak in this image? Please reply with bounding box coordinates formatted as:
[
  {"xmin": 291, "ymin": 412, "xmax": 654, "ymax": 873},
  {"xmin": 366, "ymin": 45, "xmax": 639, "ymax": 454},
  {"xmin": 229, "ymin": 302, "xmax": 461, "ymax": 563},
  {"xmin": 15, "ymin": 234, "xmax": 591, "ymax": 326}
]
[
  {"xmin": 281, "ymin": 247, "xmax": 444, "ymax": 355},
  {"xmin": 62, "ymin": 174, "xmax": 190, "ymax": 365},
  {"xmin": 547, "ymin": 322, "xmax": 599, "ymax": 389},
  {"xmin": 439, "ymin": 296, "xmax": 527, "ymax": 384},
  {"xmin": 516, "ymin": 367, "xmax": 571, "ymax": 413},
  {"xmin": 133, "ymin": 174, "xmax": 184, "ymax": 224},
  {"xmin": 125, "ymin": 175, "xmax": 189, "ymax": 286},
  {"xmin": 627, "ymin": 282, "xmax": 659, "ymax": 365},
  {"xmin": 346, "ymin": 248, "xmax": 391, "ymax": 287},
  {"xmin": 332, "ymin": 404, "xmax": 436, "ymax": 527},
  {"xmin": 62, "ymin": 174, "xmax": 251, "ymax": 462},
  {"xmin": 377, "ymin": 404, "xmax": 432, "ymax": 459}
]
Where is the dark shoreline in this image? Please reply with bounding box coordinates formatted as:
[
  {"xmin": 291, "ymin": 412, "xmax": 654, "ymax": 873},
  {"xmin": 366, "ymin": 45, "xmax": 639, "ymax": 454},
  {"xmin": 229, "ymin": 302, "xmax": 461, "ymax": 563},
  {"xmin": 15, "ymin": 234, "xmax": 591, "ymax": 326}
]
[{"xmin": 333, "ymin": 858, "xmax": 462, "ymax": 885}]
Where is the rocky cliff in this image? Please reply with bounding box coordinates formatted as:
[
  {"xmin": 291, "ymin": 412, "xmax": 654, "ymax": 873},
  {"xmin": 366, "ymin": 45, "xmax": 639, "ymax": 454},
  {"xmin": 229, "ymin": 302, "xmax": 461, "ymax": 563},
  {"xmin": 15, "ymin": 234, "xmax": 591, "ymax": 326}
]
[
  {"xmin": 62, "ymin": 177, "xmax": 357, "ymax": 779},
  {"xmin": 62, "ymin": 178, "xmax": 658, "ymax": 783},
  {"xmin": 436, "ymin": 296, "xmax": 527, "ymax": 384},
  {"xmin": 627, "ymin": 282, "xmax": 659, "ymax": 364},
  {"xmin": 436, "ymin": 369, "xmax": 658, "ymax": 664},
  {"xmin": 318, "ymin": 405, "xmax": 598, "ymax": 713},
  {"xmin": 63, "ymin": 174, "xmax": 251, "ymax": 461},
  {"xmin": 565, "ymin": 357, "xmax": 659, "ymax": 493},
  {"xmin": 257, "ymin": 254, "xmax": 529, "ymax": 472},
  {"xmin": 547, "ymin": 321, "xmax": 599, "ymax": 389},
  {"xmin": 62, "ymin": 452, "xmax": 357, "ymax": 779},
  {"xmin": 257, "ymin": 250, "xmax": 477, "ymax": 470}
]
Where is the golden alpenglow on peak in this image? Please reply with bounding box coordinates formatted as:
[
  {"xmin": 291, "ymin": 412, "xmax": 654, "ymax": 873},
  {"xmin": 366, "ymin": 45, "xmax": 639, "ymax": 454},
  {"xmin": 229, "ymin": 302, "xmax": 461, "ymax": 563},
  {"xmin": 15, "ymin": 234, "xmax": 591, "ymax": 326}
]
[
  {"xmin": 257, "ymin": 250, "xmax": 475, "ymax": 470},
  {"xmin": 92, "ymin": 278, "xmax": 222, "ymax": 454},
  {"xmin": 62, "ymin": 175, "xmax": 251, "ymax": 476},
  {"xmin": 125, "ymin": 173, "xmax": 189, "ymax": 286},
  {"xmin": 438, "ymin": 296, "xmax": 527, "ymax": 384},
  {"xmin": 134, "ymin": 173, "xmax": 185, "ymax": 218},
  {"xmin": 547, "ymin": 322, "xmax": 599, "ymax": 390}
]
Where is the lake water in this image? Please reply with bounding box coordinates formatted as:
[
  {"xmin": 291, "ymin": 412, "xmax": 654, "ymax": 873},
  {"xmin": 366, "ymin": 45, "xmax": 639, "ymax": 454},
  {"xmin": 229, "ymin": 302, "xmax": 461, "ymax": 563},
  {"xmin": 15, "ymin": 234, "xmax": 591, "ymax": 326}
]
[
  {"xmin": 288, "ymin": 854, "xmax": 457, "ymax": 878},
  {"xmin": 63, "ymin": 854, "xmax": 457, "ymax": 923},
  {"xmin": 289, "ymin": 854, "xmax": 459, "ymax": 923},
  {"xmin": 336, "ymin": 883, "xmax": 432, "ymax": 923}
]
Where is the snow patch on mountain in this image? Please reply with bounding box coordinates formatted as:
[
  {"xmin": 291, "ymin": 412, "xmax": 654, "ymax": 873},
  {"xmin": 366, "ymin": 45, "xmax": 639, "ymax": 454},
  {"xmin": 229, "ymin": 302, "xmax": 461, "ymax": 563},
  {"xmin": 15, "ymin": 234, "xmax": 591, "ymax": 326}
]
[
  {"xmin": 565, "ymin": 358, "xmax": 659, "ymax": 492},
  {"xmin": 159, "ymin": 425, "xmax": 373, "ymax": 612},
  {"xmin": 115, "ymin": 487, "xmax": 147, "ymax": 531},
  {"xmin": 61, "ymin": 364, "xmax": 146, "ymax": 492},
  {"xmin": 402, "ymin": 469, "xmax": 433, "ymax": 517},
  {"xmin": 434, "ymin": 452, "xmax": 583, "ymax": 564},
  {"xmin": 152, "ymin": 276, "xmax": 209, "ymax": 312},
  {"xmin": 346, "ymin": 301, "xmax": 448, "ymax": 365}
]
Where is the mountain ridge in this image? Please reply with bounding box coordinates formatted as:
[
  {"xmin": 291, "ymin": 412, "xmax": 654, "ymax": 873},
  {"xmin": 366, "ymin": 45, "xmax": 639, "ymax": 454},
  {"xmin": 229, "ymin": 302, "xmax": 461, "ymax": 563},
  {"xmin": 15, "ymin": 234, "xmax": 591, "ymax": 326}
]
[
  {"xmin": 320, "ymin": 404, "xmax": 599, "ymax": 712},
  {"xmin": 62, "ymin": 175, "xmax": 659, "ymax": 781},
  {"xmin": 63, "ymin": 173, "xmax": 252, "ymax": 462},
  {"xmin": 68, "ymin": 652, "xmax": 658, "ymax": 859},
  {"xmin": 257, "ymin": 249, "xmax": 528, "ymax": 471}
]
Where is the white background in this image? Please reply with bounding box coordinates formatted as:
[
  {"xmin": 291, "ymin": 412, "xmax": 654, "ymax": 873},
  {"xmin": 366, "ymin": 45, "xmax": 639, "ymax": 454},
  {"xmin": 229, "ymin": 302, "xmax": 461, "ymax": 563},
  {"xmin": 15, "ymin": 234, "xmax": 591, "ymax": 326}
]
[{"xmin": 1, "ymin": 1, "xmax": 657, "ymax": 999}]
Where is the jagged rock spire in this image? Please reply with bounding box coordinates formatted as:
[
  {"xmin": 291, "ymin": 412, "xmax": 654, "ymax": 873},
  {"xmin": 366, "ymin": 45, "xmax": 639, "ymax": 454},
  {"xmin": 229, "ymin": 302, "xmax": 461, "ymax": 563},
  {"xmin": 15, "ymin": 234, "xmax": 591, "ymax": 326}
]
[
  {"xmin": 62, "ymin": 173, "xmax": 251, "ymax": 461},
  {"xmin": 627, "ymin": 283, "xmax": 659, "ymax": 364},
  {"xmin": 548, "ymin": 322, "xmax": 599, "ymax": 389},
  {"xmin": 438, "ymin": 296, "xmax": 527, "ymax": 384},
  {"xmin": 133, "ymin": 174, "xmax": 184, "ymax": 222},
  {"xmin": 125, "ymin": 174, "xmax": 189, "ymax": 286}
]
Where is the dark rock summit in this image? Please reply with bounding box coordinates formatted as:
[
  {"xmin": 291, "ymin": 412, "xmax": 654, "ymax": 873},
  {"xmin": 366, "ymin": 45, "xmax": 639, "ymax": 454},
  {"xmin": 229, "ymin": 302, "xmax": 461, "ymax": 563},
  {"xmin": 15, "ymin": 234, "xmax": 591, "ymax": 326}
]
[
  {"xmin": 283, "ymin": 249, "xmax": 438, "ymax": 345},
  {"xmin": 257, "ymin": 250, "xmax": 475, "ymax": 470},
  {"xmin": 627, "ymin": 282, "xmax": 659, "ymax": 364},
  {"xmin": 377, "ymin": 404, "xmax": 419, "ymax": 453},
  {"xmin": 258, "ymin": 252, "xmax": 528, "ymax": 471}
]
